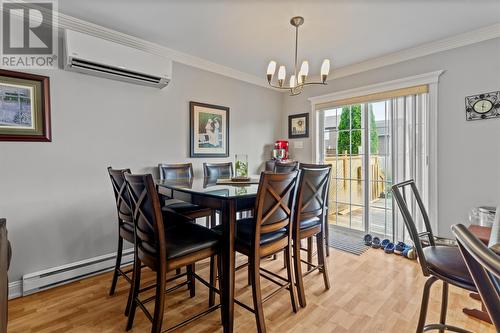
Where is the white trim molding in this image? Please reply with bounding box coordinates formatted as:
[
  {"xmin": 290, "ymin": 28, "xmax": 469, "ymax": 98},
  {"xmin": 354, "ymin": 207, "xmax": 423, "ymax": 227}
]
[
  {"xmin": 309, "ymin": 70, "xmax": 444, "ymax": 105},
  {"xmin": 308, "ymin": 70, "xmax": 444, "ymax": 234},
  {"xmin": 8, "ymin": 280, "xmax": 22, "ymax": 300}
]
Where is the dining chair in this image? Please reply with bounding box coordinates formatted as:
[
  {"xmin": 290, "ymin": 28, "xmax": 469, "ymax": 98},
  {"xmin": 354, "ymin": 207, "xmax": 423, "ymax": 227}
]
[
  {"xmin": 215, "ymin": 171, "xmax": 299, "ymax": 333},
  {"xmin": 274, "ymin": 160, "xmax": 298, "ymax": 173},
  {"xmin": 452, "ymin": 223, "xmax": 500, "ymax": 330},
  {"xmin": 124, "ymin": 173, "xmax": 221, "ymax": 333},
  {"xmin": 293, "ymin": 165, "xmax": 332, "ymax": 307},
  {"xmin": 158, "ymin": 163, "xmax": 213, "ymax": 227},
  {"xmin": 203, "ymin": 162, "xmax": 233, "ymax": 179},
  {"xmin": 392, "ymin": 180, "xmax": 476, "ymax": 333},
  {"xmin": 107, "ymin": 168, "xmax": 135, "ymax": 297},
  {"xmin": 299, "ymin": 162, "xmax": 332, "ymax": 258}
]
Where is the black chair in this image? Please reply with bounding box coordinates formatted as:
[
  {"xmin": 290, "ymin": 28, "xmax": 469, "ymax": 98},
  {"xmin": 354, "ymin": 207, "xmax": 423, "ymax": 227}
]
[
  {"xmin": 299, "ymin": 163, "xmax": 332, "ymax": 258},
  {"xmin": 293, "ymin": 165, "xmax": 331, "ymax": 307},
  {"xmin": 203, "ymin": 162, "xmax": 233, "ymax": 179},
  {"xmin": 158, "ymin": 163, "xmax": 213, "ymax": 227},
  {"xmin": 274, "ymin": 161, "xmax": 298, "ymax": 173},
  {"xmin": 392, "ymin": 180, "xmax": 476, "ymax": 333},
  {"xmin": 107, "ymin": 168, "xmax": 135, "ymax": 298},
  {"xmin": 452, "ymin": 223, "xmax": 500, "ymax": 330},
  {"xmin": 125, "ymin": 173, "xmax": 221, "ymax": 333},
  {"xmin": 215, "ymin": 171, "xmax": 299, "ymax": 333}
]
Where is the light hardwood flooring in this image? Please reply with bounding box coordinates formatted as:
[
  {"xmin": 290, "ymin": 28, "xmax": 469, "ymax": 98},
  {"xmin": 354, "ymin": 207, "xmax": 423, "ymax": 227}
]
[{"xmin": 8, "ymin": 248, "xmax": 495, "ymax": 333}]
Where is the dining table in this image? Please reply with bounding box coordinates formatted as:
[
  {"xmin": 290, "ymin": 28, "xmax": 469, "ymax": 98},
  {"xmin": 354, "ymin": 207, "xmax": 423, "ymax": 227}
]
[{"xmin": 156, "ymin": 176, "xmax": 261, "ymax": 333}]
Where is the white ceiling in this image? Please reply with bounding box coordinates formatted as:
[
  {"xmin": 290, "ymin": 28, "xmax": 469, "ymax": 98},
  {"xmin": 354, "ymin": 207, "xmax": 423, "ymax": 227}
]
[{"xmin": 59, "ymin": 0, "xmax": 500, "ymax": 79}]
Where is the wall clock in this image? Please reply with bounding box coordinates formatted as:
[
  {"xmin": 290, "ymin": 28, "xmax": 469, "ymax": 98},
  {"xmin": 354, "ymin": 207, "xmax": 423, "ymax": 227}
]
[{"xmin": 465, "ymin": 91, "xmax": 500, "ymax": 121}]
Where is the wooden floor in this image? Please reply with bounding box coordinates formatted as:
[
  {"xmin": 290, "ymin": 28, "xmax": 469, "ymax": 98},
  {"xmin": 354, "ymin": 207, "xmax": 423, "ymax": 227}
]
[{"xmin": 8, "ymin": 248, "xmax": 495, "ymax": 333}]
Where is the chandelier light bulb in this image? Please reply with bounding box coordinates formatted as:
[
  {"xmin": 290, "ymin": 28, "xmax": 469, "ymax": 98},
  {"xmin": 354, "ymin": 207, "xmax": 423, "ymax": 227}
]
[
  {"xmin": 267, "ymin": 61, "xmax": 276, "ymax": 82},
  {"xmin": 321, "ymin": 59, "xmax": 330, "ymax": 82},
  {"xmin": 300, "ymin": 61, "xmax": 309, "ymax": 76},
  {"xmin": 278, "ymin": 66, "xmax": 286, "ymax": 80},
  {"xmin": 290, "ymin": 75, "xmax": 296, "ymax": 88}
]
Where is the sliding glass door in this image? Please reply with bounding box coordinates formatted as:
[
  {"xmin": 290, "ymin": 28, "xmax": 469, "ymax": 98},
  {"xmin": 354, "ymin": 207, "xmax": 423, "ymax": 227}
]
[{"xmin": 317, "ymin": 93, "xmax": 428, "ymax": 240}]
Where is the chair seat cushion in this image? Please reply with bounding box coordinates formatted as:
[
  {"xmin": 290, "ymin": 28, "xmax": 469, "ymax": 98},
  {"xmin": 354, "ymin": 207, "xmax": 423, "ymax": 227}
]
[
  {"xmin": 163, "ymin": 199, "xmax": 201, "ymax": 212},
  {"xmin": 423, "ymin": 246, "xmax": 474, "ymax": 287},
  {"xmin": 212, "ymin": 218, "xmax": 287, "ymax": 248},
  {"xmin": 299, "ymin": 216, "xmax": 321, "ymax": 230},
  {"xmin": 142, "ymin": 223, "xmax": 220, "ymax": 260}
]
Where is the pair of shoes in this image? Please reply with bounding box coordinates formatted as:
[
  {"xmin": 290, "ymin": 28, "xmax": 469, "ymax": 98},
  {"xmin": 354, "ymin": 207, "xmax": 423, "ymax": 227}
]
[
  {"xmin": 380, "ymin": 239, "xmax": 390, "ymax": 249},
  {"xmin": 371, "ymin": 237, "xmax": 381, "ymax": 248},
  {"xmin": 363, "ymin": 234, "xmax": 372, "ymax": 246},
  {"xmin": 402, "ymin": 246, "xmax": 416, "ymax": 259},
  {"xmin": 394, "ymin": 241, "xmax": 406, "ymax": 254},
  {"xmin": 384, "ymin": 242, "xmax": 395, "ymax": 254}
]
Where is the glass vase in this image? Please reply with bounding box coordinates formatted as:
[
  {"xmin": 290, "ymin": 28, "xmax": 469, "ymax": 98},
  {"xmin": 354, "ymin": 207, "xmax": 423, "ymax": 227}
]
[{"xmin": 235, "ymin": 154, "xmax": 248, "ymax": 178}]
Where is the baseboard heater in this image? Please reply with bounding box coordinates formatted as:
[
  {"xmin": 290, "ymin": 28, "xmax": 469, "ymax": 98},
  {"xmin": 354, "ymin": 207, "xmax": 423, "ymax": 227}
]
[{"xmin": 22, "ymin": 248, "xmax": 134, "ymax": 296}]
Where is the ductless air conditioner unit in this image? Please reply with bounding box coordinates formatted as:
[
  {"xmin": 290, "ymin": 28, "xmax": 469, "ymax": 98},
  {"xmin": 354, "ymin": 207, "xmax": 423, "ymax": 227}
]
[{"xmin": 64, "ymin": 29, "xmax": 171, "ymax": 88}]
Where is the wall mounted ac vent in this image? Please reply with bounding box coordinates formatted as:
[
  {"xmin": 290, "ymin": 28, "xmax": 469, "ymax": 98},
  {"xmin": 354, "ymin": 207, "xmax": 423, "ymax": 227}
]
[{"xmin": 64, "ymin": 29, "xmax": 171, "ymax": 88}]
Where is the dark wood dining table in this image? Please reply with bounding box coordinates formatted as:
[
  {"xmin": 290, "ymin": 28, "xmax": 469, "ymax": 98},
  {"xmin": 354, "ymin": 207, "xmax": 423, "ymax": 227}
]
[{"xmin": 156, "ymin": 176, "xmax": 260, "ymax": 333}]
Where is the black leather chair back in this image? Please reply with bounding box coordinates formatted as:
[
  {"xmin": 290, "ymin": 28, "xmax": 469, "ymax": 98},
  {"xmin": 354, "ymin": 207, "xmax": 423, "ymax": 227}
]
[
  {"xmin": 274, "ymin": 161, "xmax": 298, "ymax": 173},
  {"xmin": 294, "ymin": 165, "xmax": 331, "ymax": 229},
  {"xmin": 108, "ymin": 167, "xmax": 133, "ymax": 223},
  {"xmin": 125, "ymin": 173, "xmax": 166, "ymax": 270},
  {"xmin": 203, "ymin": 162, "xmax": 233, "ymax": 179},
  {"xmin": 158, "ymin": 163, "xmax": 194, "ymax": 180},
  {"xmin": 254, "ymin": 172, "xmax": 298, "ymax": 243},
  {"xmin": 452, "ymin": 224, "xmax": 500, "ymax": 329},
  {"xmin": 392, "ymin": 180, "xmax": 435, "ymax": 276}
]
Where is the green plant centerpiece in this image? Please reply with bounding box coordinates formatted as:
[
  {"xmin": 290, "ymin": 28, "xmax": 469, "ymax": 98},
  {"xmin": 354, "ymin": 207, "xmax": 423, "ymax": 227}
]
[{"xmin": 235, "ymin": 154, "xmax": 248, "ymax": 178}]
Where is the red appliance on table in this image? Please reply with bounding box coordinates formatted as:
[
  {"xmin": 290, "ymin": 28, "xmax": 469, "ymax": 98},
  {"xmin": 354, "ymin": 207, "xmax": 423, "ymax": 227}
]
[{"xmin": 273, "ymin": 140, "xmax": 289, "ymax": 161}]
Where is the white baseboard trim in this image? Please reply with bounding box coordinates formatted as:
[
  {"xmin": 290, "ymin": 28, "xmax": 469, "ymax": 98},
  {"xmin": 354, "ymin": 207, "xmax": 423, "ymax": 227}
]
[
  {"xmin": 8, "ymin": 280, "xmax": 22, "ymax": 300},
  {"xmin": 9, "ymin": 248, "xmax": 134, "ymax": 299}
]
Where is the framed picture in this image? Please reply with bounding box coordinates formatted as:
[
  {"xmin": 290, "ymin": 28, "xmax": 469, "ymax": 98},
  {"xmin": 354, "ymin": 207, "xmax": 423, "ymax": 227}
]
[
  {"xmin": 0, "ymin": 69, "xmax": 51, "ymax": 142},
  {"xmin": 288, "ymin": 113, "xmax": 309, "ymax": 138},
  {"xmin": 190, "ymin": 101, "xmax": 229, "ymax": 157}
]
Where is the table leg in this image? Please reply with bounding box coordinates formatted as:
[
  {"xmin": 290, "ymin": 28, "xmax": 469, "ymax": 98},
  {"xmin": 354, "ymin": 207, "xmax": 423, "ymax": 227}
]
[{"xmin": 221, "ymin": 199, "xmax": 236, "ymax": 333}]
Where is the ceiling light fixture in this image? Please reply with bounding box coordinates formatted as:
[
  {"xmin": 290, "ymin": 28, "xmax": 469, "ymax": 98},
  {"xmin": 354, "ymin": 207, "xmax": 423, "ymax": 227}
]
[{"xmin": 266, "ymin": 16, "xmax": 330, "ymax": 96}]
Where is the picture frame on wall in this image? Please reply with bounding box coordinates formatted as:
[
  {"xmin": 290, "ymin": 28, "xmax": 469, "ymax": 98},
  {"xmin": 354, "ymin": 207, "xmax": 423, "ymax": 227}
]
[
  {"xmin": 288, "ymin": 112, "xmax": 309, "ymax": 139},
  {"xmin": 0, "ymin": 69, "xmax": 51, "ymax": 142},
  {"xmin": 190, "ymin": 101, "xmax": 229, "ymax": 157}
]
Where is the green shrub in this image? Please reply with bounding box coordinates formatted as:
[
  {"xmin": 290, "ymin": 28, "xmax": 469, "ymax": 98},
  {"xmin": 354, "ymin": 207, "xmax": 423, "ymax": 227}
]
[{"xmin": 337, "ymin": 104, "xmax": 378, "ymax": 155}]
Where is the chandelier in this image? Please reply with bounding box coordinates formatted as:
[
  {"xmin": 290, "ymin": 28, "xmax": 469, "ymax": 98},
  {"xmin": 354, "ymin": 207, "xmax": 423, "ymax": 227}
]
[{"xmin": 266, "ymin": 16, "xmax": 330, "ymax": 96}]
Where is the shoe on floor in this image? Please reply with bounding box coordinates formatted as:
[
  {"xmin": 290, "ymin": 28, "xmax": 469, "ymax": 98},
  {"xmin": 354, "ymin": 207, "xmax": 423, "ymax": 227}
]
[
  {"xmin": 371, "ymin": 237, "xmax": 381, "ymax": 249},
  {"xmin": 363, "ymin": 234, "xmax": 373, "ymax": 246}
]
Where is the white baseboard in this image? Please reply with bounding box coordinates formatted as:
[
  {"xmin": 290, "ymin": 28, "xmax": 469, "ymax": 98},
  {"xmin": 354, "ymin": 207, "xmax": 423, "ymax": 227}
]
[
  {"xmin": 9, "ymin": 248, "xmax": 134, "ymax": 299},
  {"xmin": 8, "ymin": 280, "xmax": 22, "ymax": 300}
]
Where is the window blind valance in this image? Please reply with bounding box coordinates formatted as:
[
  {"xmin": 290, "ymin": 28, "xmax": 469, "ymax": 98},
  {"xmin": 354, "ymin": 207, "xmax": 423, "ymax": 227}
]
[{"xmin": 315, "ymin": 84, "xmax": 428, "ymax": 110}]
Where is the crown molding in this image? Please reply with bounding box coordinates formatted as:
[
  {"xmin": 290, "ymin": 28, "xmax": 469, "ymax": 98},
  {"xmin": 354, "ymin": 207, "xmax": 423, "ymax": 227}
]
[
  {"xmin": 328, "ymin": 22, "xmax": 500, "ymax": 81},
  {"xmin": 5, "ymin": 2, "xmax": 499, "ymax": 90},
  {"xmin": 309, "ymin": 70, "xmax": 444, "ymax": 105}
]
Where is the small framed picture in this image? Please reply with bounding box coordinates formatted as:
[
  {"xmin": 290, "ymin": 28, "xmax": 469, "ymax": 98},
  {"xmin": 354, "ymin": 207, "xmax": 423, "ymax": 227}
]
[
  {"xmin": 190, "ymin": 101, "xmax": 229, "ymax": 157},
  {"xmin": 0, "ymin": 69, "xmax": 51, "ymax": 142},
  {"xmin": 288, "ymin": 113, "xmax": 309, "ymax": 139}
]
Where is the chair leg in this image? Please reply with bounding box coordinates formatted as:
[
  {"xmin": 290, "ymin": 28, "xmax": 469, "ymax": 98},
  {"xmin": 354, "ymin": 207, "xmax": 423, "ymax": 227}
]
[
  {"xmin": 250, "ymin": 256, "xmax": 267, "ymax": 333},
  {"xmin": 209, "ymin": 256, "xmax": 217, "ymax": 307},
  {"xmin": 187, "ymin": 264, "xmax": 196, "ymax": 298},
  {"xmin": 416, "ymin": 276, "xmax": 438, "ymax": 333},
  {"xmin": 125, "ymin": 254, "xmax": 142, "ymax": 330},
  {"xmin": 151, "ymin": 268, "xmax": 167, "ymax": 333},
  {"xmin": 439, "ymin": 282, "xmax": 449, "ymax": 333},
  {"xmin": 284, "ymin": 246, "xmax": 298, "ymax": 313},
  {"xmin": 316, "ymin": 231, "xmax": 330, "ymax": 290},
  {"xmin": 124, "ymin": 244, "xmax": 135, "ymax": 317},
  {"xmin": 324, "ymin": 212, "xmax": 330, "ymax": 257},
  {"xmin": 247, "ymin": 262, "xmax": 252, "ymax": 286},
  {"xmin": 206, "ymin": 215, "xmax": 210, "ymax": 228},
  {"xmin": 293, "ymin": 238, "xmax": 306, "ymax": 308},
  {"xmin": 307, "ymin": 237, "xmax": 313, "ymax": 271},
  {"xmin": 110, "ymin": 235, "xmax": 123, "ymax": 296}
]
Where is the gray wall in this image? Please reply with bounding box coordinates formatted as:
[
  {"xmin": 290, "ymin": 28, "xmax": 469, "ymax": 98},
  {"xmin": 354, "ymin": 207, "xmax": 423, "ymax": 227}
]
[
  {"xmin": 282, "ymin": 37, "xmax": 500, "ymax": 237},
  {"xmin": 1, "ymin": 62, "xmax": 282, "ymax": 281}
]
